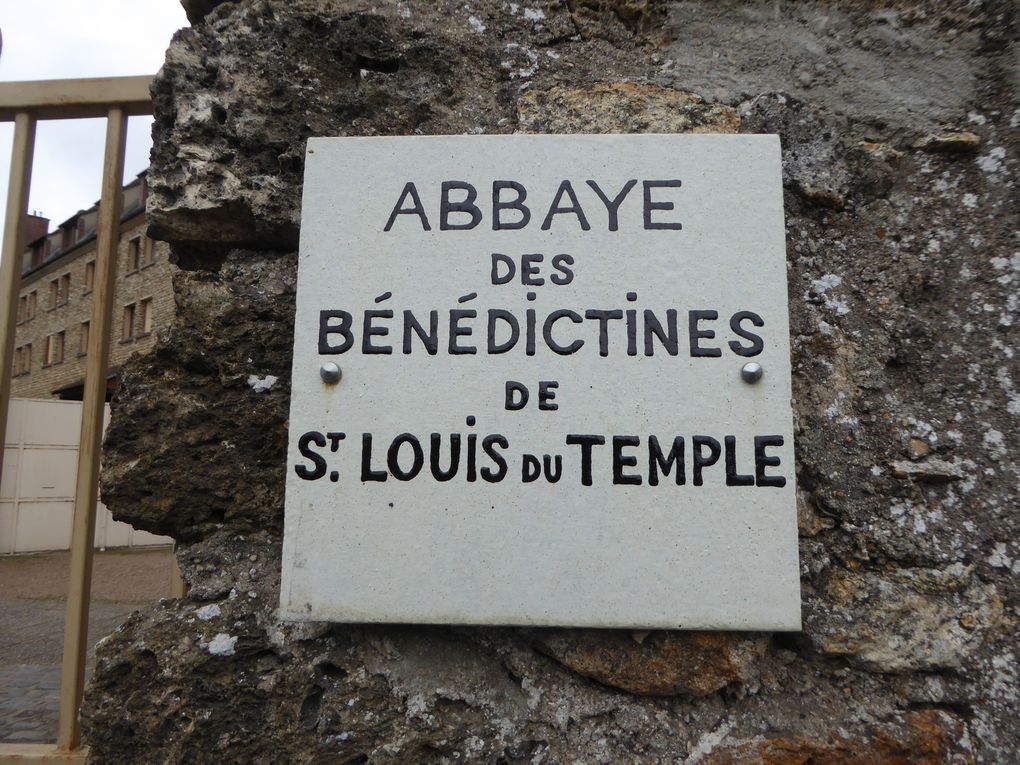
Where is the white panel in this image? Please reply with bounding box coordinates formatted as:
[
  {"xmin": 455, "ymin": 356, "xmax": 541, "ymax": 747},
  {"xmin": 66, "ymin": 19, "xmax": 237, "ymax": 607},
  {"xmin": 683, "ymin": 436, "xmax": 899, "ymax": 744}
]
[
  {"xmin": 282, "ymin": 134, "xmax": 800, "ymax": 630},
  {"xmin": 129, "ymin": 528, "xmax": 171, "ymax": 547},
  {"xmin": 20, "ymin": 399, "xmax": 83, "ymax": 446},
  {"xmin": 19, "ymin": 447, "xmax": 79, "ymax": 498},
  {"xmin": 0, "ymin": 449, "xmax": 17, "ymax": 499},
  {"xmin": 99, "ymin": 506, "xmax": 133, "ymax": 548},
  {"xmin": 93, "ymin": 504, "xmax": 109, "ymax": 547},
  {"xmin": 2, "ymin": 399, "xmax": 142, "ymax": 553},
  {"xmin": 14, "ymin": 500, "xmax": 73, "ymax": 552},
  {"xmin": 4, "ymin": 397, "xmax": 25, "ymax": 447},
  {"xmin": 0, "ymin": 501, "xmax": 16, "ymax": 554}
]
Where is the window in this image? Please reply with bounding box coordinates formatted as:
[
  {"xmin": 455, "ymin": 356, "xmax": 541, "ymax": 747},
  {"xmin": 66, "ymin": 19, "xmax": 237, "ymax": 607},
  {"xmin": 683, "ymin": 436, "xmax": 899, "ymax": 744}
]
[
  {"xmin": 84, "ymin": 261, "xmax": 95, "ymax": 293},
  {"xmin": 17, "ymin": 295, "xmax": 27, "ymax": 323},
  {"xmin": 28, "ymin": 291, "xmax": 37, "ymax": 320},
  {"xmin": 79, "ymin": 321, "xmax": 90, "ymax": 355},
  {"xmin": 13, "ymin": 345, "xmax": 30, "ymax": 376},
  {"xmin": 139, "ymin": 298, "xmax": 154, "ymax": 336},
  {"xmin": 121, "ymin": 304, "xmax": 136, "ymax": 341},
  {"xmin": 127, "ymin": 237, "xmax": 141, "ymax": 273},
  {"xmin": 49, "ymin": 275, "xmax": 70, "ymax": 308},
  {"xmin": 45, "ymin": 332, "xmax": 64, "ymax": 366},
  {"xmin": 143, "ymin": 236, "xmax": 156, "ymax": 267}
]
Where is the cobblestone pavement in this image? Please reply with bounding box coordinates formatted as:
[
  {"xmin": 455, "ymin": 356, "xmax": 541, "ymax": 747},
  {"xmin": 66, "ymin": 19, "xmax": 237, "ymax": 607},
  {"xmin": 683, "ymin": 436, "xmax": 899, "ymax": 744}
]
[
  {"xmin": 0, "ymin": 665, "xmax": 61, "ymax": 743},
  {"xmin": 0, "ymin": 549, "xmax": 173, "ymax": 744}
]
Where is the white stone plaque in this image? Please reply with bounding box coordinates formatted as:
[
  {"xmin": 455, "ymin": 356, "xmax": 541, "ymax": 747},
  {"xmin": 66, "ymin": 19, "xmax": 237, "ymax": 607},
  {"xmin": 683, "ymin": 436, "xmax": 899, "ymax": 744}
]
[{"xmin": 281, "ymin": 134, "xmax": 800, "ymax": 630}]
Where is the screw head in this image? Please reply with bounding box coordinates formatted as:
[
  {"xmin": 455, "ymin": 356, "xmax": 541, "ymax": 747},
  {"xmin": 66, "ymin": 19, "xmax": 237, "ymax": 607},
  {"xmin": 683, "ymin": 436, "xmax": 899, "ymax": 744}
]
[
  {"xmin": 319, "ymin": 361, "xmax": 342, "ymax": 384},
  {"xmin": 741, "ymin": 361, "xmax": 763, "ymax": 384}
]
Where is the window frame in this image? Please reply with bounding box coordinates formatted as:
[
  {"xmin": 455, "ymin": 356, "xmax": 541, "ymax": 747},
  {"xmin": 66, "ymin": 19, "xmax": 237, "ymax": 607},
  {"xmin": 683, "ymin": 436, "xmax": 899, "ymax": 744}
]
[
  {"xmin": 126, "ymin": 236, "xmax": 142, "ymax": 274},
  {"xmin": 44, "ymin": 331, "xmax": 65, "ymax": 366},
  {"xmin": 142, "ymin": 236, "xmax": 156, "ymax": 268},
  {"xmin": 58, "ymin": 273, "xmax": 71, "ymax": 305},
  {"xmin": 138, "ymin": 297, "xmax": 154, "ymax": 337},
  {"xmin": 121, "ymin": 303, "xmax": 136, "ymax": 342},
  {"xmin": 79, "ymin": 320, "xmax": 90, "ymax": 356}
]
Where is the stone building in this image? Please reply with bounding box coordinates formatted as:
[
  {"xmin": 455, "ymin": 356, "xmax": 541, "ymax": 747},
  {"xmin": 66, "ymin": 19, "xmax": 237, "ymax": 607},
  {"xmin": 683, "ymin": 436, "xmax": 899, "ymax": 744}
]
[{"xmin": 9, "ymin": 173, "xmax": 173, "ymax": 400}]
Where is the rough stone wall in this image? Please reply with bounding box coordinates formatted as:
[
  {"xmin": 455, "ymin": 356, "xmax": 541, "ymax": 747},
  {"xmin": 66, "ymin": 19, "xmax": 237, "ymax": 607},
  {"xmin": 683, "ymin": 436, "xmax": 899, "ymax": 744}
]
[{"xmin": 84, "ymin": 1, "xmax": 1018, "ymax": 762}]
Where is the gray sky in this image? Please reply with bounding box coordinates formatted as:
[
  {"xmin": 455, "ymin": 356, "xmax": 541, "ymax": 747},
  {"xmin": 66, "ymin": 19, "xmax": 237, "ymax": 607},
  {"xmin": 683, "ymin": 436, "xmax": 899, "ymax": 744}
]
[{"xmin": 0, "ymin": 1, "xmax": 189, "ymax": 245}]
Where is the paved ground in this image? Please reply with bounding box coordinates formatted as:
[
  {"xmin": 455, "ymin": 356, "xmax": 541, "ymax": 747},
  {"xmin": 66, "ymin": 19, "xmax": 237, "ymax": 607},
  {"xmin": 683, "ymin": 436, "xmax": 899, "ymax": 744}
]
[{"xmin": 0, "ymin": 548, "xmax": 174, "ymax": 744}]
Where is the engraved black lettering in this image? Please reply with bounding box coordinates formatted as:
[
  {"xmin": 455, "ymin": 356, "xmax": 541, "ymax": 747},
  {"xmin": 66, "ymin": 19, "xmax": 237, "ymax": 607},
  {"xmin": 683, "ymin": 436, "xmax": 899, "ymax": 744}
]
[
  {"xmin": 361, "ymin": 433, "xmax": 387, "ymax": 482},
  {"xmin": 363, "ymin": 309, "xmax": 393, "ymax": 354},
  {"xmin": 585, "ymin": 309, "xmax": 624, "ymax": 357},
  {"xmin": 387, "ymin": 433, "xmax": 424, "ymax": 480},
  {"xmin": 429, "ymin": 433, "xmax": 461, "ymax": 481},
  {"xmin": 692, "ymin": 435, "xmax": 721, "ymax": 486},
  {"xmin": 586, "ymin": 179, "xmax": 637, "ymax": 231},
  {"xmin": 318, "ymin": 310, "xmax": 353, "ymax": 354},
  {"xmin": 481, "ymin": 435, "xmax": 509, "ymax": 482},
  {"xmin": 403, "ymin": 310, "xmax": 439, "ymax": 354},
  {"xmin": 541, "ymin": 180, "xmax": 591, "ymax": 231},
  {"xmin": 644, "ymin": 309, "xmax": 679, "ymax": 356},
  {"xmin": 440, "ymin": 181, "xmax": 482, "ymax": 230},
  {"xmin": 566, "ymin": 434, "xmax": 606, "ymax": 486},
  {"xmin": 543, "ymin": 309, "xmax": 583, "ymax": 355},
  {"xmin": 724, "ymin": 435, "xmax": 755, "ymax": 486},
  {"xmin": 689, "ymin": 310, "xmax": 722, "ymax": 357},
  {"xmin": 754, "ymin": 435, "xmax": 786, "ymax": 487},
  {"xmin": 550, "ymin": 254, "xmax": 575, "ymax": 285},
  {"xmin": 648, "ymin": 435, "xmax": 685, "ymax": 486},
  {"xmin": 612, "ymin": 436, "xmax": 642, "ymax": 485},
  {"xmin": 449, "ymin": 309, "xmax": 477, "ymax": 354},
  {"xmin": 643, "ymin": 180, "xmax": 682, "ymax": 230},
  {"xmin": 295, "ymin": 431, "xmax": 327, "ymax": 480},
  {"xmin": 492, "ymin": 181, "xmax": 531, "ymax": 230},
  {"xmin": 728, "ymin": 311, "xmax": 765, "ymax": 357},
  {"xmin": 383, "ymin": 182, "xmax": 431, "ymax": 231}
]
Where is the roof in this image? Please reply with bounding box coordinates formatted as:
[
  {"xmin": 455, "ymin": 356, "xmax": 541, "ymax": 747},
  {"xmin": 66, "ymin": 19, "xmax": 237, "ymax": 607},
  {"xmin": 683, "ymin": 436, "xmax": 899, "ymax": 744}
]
[{"xmin": 21, "ymin": 170, "xmax": 148, "ymax": 279}]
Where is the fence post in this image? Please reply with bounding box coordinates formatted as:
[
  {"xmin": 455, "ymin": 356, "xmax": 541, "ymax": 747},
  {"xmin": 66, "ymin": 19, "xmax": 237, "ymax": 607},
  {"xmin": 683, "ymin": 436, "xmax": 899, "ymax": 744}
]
[
  {"xmin": 0, "ymin": 112, "xmax": 36, "ymax": 484},
  {"xmin": 56, "ymin": 107, "xmax": 127, "ymax": 752}
]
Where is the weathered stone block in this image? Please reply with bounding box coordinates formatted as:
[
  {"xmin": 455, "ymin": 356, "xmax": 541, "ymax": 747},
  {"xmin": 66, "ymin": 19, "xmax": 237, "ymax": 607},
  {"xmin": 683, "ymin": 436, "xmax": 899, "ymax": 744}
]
[
  {"xmin": 536, "ymin": 630, "xmax": 766, "ymax": 697},
  {"xmin": 702, "ymin": 710, "xmax": 974, "ymax": 765},
  {"xmin": 517, "ymin": 83, "xmax": 740, "ymax": 134}
]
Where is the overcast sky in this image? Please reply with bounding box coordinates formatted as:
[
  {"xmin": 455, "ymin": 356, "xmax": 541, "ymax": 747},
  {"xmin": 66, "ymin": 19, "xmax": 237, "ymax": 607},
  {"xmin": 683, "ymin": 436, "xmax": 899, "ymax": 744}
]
[{"xmin": 0, "ymin": 1, "xmax": 188, "ymax": 246}]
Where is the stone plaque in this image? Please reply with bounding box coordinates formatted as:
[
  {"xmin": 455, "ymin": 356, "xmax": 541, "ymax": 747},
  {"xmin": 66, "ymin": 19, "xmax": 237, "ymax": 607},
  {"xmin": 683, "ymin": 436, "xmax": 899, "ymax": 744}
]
[{"xmin": 281, "ymin": 134, "xmax": 800, "ymax": 630}]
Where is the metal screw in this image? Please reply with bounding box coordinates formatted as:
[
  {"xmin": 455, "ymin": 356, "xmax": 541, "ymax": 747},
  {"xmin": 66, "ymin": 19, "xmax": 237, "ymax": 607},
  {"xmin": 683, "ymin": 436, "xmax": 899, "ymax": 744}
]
[
  {"xmin": 320, "ymin": 362, "xmax": 342, "ymax": 384},
  {"xmin": 741, "ymin": 361, "xmax": 763, "ymax": 384}
]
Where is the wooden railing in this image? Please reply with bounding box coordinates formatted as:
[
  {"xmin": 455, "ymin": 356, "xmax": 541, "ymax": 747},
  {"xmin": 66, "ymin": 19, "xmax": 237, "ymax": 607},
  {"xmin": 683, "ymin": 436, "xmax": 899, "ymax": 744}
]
[{"xmin": 0, "ymin": 75, "xmax": 156, "ymax": 763}]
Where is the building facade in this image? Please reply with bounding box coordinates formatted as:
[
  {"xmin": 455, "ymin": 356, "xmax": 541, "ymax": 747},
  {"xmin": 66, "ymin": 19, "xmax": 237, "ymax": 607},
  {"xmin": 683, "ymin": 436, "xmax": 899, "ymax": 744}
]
[{"xmin": 9, "ymin": 172, "xmax": 173, "ymax": 400}]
